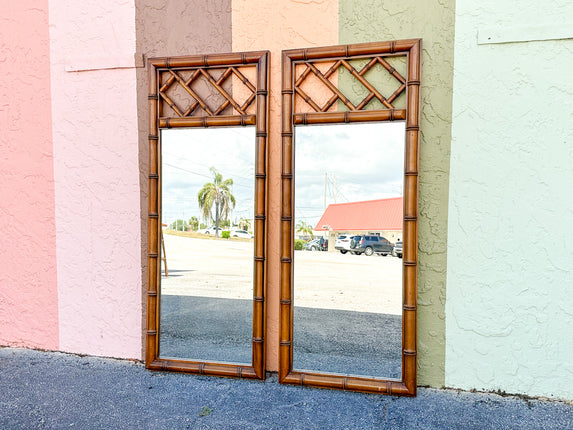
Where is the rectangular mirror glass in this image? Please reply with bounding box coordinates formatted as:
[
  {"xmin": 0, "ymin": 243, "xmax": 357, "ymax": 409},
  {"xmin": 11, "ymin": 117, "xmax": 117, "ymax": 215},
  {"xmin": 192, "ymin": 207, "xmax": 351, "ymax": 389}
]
[
  {"xmin": 159, "ymin": 127, "xmax": 255, "ymax": 364},
  {"xmin": 293, "ymin": 122, "xmax": 404, "ymax": 379}
]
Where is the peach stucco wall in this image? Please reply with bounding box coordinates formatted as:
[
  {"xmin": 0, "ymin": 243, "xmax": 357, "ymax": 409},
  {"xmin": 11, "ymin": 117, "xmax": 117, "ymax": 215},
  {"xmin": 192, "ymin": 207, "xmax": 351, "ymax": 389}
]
[
  {"xmin": 0, "ymin": 0, "xmax": 59, "ymax": 349},
  {"xmin": 49, "ymin": 0, "xmax": 142, "ymax": 358},
  {"xmin": 232, "ymin": 0, "xmax": 339, "ymax": 371}
]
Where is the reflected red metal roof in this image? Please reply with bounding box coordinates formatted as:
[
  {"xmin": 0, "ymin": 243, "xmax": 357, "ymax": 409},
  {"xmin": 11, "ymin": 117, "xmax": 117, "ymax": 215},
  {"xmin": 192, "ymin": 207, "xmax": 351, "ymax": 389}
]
[{"xmin": 314, "ymin": 197, "xmax": 403, "ymax": 231}]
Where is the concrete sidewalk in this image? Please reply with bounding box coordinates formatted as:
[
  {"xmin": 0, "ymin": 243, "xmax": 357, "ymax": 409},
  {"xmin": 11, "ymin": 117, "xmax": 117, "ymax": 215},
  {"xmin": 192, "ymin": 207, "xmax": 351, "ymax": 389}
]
[{"xmin": 1, "ymin": 348, "xmax": 571, "ymax": 429}]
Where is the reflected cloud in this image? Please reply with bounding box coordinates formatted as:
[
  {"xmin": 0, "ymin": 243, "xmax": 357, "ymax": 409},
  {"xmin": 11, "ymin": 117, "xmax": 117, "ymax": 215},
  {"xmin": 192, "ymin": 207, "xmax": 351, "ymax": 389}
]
[
  {"xmin": 295, "ymin": 122, "xmax": 404, "ymax": 226},
  {"xmin": 161, "ymin": 128, "xmax": 255, "ymax": 225}
]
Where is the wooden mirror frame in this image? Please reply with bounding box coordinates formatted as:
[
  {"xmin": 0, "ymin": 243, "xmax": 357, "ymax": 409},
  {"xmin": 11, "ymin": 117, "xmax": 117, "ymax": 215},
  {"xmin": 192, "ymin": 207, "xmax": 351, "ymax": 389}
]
[
  {"xmin": 279, "ymin": 40, "xmax": 421, "ymax": 395},
  {"xmin": 145, "ymin": 51, "xmax": 269, "ymax": 379}
]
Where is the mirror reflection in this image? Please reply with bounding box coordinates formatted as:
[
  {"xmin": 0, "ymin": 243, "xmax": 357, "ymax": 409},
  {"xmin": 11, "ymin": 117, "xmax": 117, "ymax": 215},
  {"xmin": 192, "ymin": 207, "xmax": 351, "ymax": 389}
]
[
  {"xmin": 159, "ymin": 127, "xmax": 255, "ymax": 364},
  {"xmin": 293, "ymin": 122, "xmax": 404, "ymax": 379}
]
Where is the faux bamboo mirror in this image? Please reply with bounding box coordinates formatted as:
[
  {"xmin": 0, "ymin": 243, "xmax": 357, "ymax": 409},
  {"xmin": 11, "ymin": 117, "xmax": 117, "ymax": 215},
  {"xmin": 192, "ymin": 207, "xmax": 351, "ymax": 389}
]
[
  {"xmin": 280, "ymin": 40, "xmax": 421, "ymax": 395},
  {"xmin": 146, "ymin": 51, "xmax": 269, "ymax": 379}
]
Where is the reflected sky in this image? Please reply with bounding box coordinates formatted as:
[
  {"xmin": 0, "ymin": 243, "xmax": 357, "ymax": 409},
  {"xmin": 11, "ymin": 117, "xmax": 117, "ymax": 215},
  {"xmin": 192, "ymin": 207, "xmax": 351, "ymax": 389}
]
[
  {"xmin": 161, "ymin": 123, "xmax": 404, "ymax": 229},
  {"xmin": 161, "ymin": 127, "xmax": 255, "ymax": 226},
  {"xmin": 295, "ymin": 122, "xmax": 404, "ymax": 227}
]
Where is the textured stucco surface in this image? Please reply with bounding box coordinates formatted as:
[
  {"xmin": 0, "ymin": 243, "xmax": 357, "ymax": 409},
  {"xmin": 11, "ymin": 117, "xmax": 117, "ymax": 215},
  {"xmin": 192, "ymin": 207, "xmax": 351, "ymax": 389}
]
[
  {"xmin": 446, "ymin": 1, "xmax": 573, "ymax": 399},
  {"xmin": 232, "ymin": 0, "xmax": 339, "ymax": 371},
  {"xmin": 135, "ymin": 0, "xmax": 232, "ymax": 360},
  {"xmin": 340, "ymin": 0, "xmax": 455, "ymax": 387},
  {"xmin": 49, "ymin": 0, "xmax": 142, "ymax": 358},
  {"xmin": 0, "ymin": 1, "xmax": 59, "ymax": 349}
]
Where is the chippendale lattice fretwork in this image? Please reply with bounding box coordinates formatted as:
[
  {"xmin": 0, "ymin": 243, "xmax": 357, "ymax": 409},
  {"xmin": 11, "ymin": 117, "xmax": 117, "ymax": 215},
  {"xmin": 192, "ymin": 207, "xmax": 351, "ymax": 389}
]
[
  {"xmin": 159, "ymin": 66, "xmax": 257, "ymax": 118},
  {"xmin": 294, "ymin": 56, "xmax": 407, "ymax": 114}
]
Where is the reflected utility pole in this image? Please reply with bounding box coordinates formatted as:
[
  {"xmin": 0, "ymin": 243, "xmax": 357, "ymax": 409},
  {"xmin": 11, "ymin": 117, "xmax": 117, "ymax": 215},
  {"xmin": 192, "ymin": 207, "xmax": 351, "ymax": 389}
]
[
  {"xmin": 324, "ymin": 172, "xmax": 340, "ymax": 209},
  {"xmin": 324, "ymin": 172, "xmax": 327, "ymax": 210}
]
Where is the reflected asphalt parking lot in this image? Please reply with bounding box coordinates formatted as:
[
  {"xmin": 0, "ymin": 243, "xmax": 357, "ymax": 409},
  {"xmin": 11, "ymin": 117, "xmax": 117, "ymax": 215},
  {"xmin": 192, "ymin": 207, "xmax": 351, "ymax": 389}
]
[
  {"xmin": 160, "ymin": 233, "xmax": 402, "ymax": 377},
  {"xmin": 161, "ymin": 233, "xmax": 402, "ymax": 314}
]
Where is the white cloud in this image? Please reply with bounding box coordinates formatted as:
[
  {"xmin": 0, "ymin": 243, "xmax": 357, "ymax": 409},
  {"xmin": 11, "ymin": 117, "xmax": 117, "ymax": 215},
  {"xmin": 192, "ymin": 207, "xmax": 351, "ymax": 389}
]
[
  {"xmin": 294, "ymin": 122, "xmax": 405, "ymax": 226},
  {"xmin": 159, "ymin": 123, "xmax": 405, "ymax": 228},
  {"xmin": 161, "ymin": 127, "xmax": 255, "ymax": 225}
]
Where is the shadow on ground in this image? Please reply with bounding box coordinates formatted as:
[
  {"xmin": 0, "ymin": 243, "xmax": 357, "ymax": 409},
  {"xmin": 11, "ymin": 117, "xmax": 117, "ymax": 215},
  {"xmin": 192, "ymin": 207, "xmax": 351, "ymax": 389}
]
[{"xmin": 160, "ymin": 295, "xmax": 401, "ymax": 378}]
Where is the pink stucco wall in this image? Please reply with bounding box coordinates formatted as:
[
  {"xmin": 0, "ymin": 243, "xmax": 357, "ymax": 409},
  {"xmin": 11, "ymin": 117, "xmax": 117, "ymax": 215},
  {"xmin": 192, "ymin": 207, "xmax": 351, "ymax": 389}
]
[
  {"xmin": 233, "ymin": 0, "xmax": 339, "ymax": 371},
  {"xmin": 0, "ymin": 1, "xmax": 59, "ymax": 349},
  {"xmin": 49, "ymin": 0, "xmax": 142, "ymax": 358}
]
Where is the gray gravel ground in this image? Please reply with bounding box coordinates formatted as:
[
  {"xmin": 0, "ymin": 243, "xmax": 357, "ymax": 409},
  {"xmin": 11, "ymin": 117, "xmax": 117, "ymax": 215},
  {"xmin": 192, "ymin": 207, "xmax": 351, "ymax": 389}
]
[{"xmin": 1, "ymin": 347, "xmax": 572, "ymax": 429}]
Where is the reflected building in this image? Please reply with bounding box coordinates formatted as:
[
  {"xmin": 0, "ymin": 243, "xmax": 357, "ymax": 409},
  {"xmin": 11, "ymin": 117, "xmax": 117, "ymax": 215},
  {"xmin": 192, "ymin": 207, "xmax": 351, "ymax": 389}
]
[{"xmin": 315, "ymin": 197, "xmax": 403, "ymax": 251}]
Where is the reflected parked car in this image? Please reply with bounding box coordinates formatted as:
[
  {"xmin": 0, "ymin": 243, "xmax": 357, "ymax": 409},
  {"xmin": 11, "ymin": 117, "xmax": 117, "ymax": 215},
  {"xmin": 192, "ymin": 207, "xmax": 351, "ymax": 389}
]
[
  {"xmin": 198, "ymin": 226, "xmax": 223, "ymax": 235},
  {"xmin": 393, "ymin": 241, "xmax": 403, "ymax": 258},
  {"xmin": 334, "ymin": 235, "xmax": 356, "ymax": 254},
  {"xmin": 230, "ymin": 229, "xmax": 254, "ymax": 239},
  {"xmin": 350, "ymin": 235, "xmax": 394, "ymax": 256},
  {"xmin": 305, "ymin": 238, "xmax": 328, "ymax": 251}
]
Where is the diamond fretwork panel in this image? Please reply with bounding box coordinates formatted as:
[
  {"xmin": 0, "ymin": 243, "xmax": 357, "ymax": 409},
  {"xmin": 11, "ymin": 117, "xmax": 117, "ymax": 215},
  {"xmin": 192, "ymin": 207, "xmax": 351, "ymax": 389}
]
[
  {"xmin": 159, "ymin": 66, "xmax": 257, "ymax": 117},
  {"xmin": 294, "ymin": 55, "xmax": 407, "ymax": 114}
]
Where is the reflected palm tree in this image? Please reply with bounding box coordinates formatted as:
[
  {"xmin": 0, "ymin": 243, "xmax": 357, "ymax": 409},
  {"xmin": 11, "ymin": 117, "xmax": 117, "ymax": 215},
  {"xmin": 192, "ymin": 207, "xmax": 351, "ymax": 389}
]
[
  {"xmin": 296, "ymin": 220, "xmax": 314, "ymax": 240},
  {"xmin": 198, "ymin": 167, "xmax": 235, "ymax": 237},
  {"xmin": 188, "ymin": 216, "xmax": 199, "ymax": 231},
  {"xmin": 239, "ymin": 217, "xmax": 251, "ymax": 232}
]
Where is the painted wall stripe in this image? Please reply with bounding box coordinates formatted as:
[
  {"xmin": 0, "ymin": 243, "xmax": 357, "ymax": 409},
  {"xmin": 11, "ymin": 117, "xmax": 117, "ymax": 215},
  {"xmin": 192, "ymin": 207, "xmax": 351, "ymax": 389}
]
[
  {"xmin": 50, "ymin": 0, "xmax": 142, "ymax": 358},
  {"xmin": 339, "ymin": 0, "xmax": 456, "ymax": 387},
  {"xmin": 0, "ymin": 0, "xmax": 59, "ymax": 350},
  {"xmin": 232, "ymin": 0, "xmax": 339, "ymax": 371}
]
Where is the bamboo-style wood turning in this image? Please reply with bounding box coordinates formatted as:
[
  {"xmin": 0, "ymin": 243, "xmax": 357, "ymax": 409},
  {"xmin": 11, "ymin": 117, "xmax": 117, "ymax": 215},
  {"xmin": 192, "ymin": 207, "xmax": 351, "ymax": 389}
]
[
  {"xmin": 280, "ymin": 39, "xmax": 421, "ymax": 396},
  {"xmin": 146, "ymin": 51, "xmax": 269, "ymax": 380}
]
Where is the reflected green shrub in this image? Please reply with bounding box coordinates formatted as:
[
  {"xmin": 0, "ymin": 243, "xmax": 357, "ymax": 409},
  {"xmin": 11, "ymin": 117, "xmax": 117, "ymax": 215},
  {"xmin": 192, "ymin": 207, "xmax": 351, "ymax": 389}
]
[{"xmin": 294, "ymin": 239, "xmax": 306, "ymax": 250}]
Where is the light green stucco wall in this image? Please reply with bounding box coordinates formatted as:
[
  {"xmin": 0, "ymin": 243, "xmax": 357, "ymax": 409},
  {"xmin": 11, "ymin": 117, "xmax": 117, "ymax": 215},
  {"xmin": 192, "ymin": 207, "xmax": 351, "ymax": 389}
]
[
  {"xmin": 339, "ymin": 0, "xmax": 456, "ymax": 387},
  {"xmin": 446, "ymin": 0, "xmax": 573, "ymax": 399}
]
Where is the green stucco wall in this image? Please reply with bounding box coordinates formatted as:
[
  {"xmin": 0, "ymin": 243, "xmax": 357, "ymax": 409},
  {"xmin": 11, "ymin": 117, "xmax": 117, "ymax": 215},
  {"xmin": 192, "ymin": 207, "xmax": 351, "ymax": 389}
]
[
  {"xmin": 339, "ymin": 0, "xmax": 456, "ymax": 387},
  {"xmin": 446, "ymin": 0, "xmax": 573, "ymax": 399}
]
